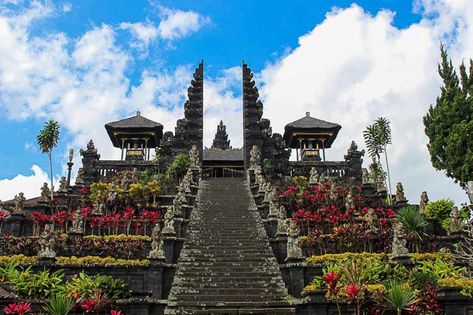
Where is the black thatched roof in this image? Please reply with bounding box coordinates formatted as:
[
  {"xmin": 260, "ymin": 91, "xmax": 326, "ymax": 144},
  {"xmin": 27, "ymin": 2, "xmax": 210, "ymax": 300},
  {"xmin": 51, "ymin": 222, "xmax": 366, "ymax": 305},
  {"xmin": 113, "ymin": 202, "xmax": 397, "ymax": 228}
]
[
  {"xmin": 105, "ymin": 112, "xmax": 163, "ymax": 148},
  {"xmin": 283, "ymin": 112, "xmax": 341, "ymax": 148},
  {"xmin": 203, "ymin": 149, "xmax": 244, "ymax": 161}
]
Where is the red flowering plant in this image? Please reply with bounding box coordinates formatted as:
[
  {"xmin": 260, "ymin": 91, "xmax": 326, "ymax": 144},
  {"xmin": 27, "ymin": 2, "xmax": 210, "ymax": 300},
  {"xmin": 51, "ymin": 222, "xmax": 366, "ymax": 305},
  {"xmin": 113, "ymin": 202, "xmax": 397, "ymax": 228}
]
[
  {"xmin": 141, "ymin": 210, "xmax": 160, "ymax": 235},
  {"xmin": 80, "ymin": 290, "xmax": 109, "ymax": 313},
  {"xmin": 122, "ymin": 207, "xmax": 135, "ymax": 235},
  {"xmin": 3, "ymin": 302, "xmax": 31, "ymax": 315},
  {"xmin": 30, "ymin": 211, "xmax": 50, "ymax": 235}
]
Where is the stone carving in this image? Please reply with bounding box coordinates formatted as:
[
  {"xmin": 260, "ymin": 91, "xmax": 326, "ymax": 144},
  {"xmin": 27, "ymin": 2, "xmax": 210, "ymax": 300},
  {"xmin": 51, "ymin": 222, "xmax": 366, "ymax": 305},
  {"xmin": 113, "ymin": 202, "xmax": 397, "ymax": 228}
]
[
  {"xmin": 362, "ymin": 168, "xmax": 370, "ymax": 185},
  {"xmin": 75, "ymin": 168, "xmax": 85, "ymax": 186},
  {"xmin": 391, "ymin": 222, "xmax": 409, "ymax": 258},
  {"xmin": 309, "ymin": 167, "xmax": 319, "ymax": 185},
  {"xmin": 162, "ymin": 210, "xmax": 176, "ymax": 235},
  {"xmin": 38, "ymin": 224, "xmax": 56, "ymax": 258},
  {"xmin": 189, "ymin": 145, "xmax": 200, "ymax": 167},
  {"xmin": 345, "ymin": 190, "xmax": 354, "ymax": 210},
  {"xmin": 365, "ymin": 208, "xmax": 379, "ymax": 233},
  {"xmin": 450, "ymin": 206, "xmax": 463, "ymax": 233},
  {"xmin": 211, "ymin": 120, "xmax": 231, "ymax": 150},
  {"xmin": 58, "ymin": 176, "xmax": 67, "ymax": 192},
  {"xmin": 268, "ymin": 188, "xmax": 278, "ymax": 217},
  {"xmin": 69, "ymin": 209, "xmax": 84, "ymax": 234},
  {"xmin": 13, "ymin": 193, "xmax": 26, "ymax": 215},
  {"xmin": 171, "ymin": 197, "xmax": 183, "ymax": 217},
  {"xmin": 250, "ymin": 145, "xmax": 261, "ymax": 170},
  {"xmin": 40, "ymin": 183, "xmax": 51, "ymax": 202},
  {"xmin": 395, "ymin": 182, "xmax": 407, "ymax": 203},
  {"xmin": 263, "ymin": 182, "xmax": 272, "ymax": 203},
  {"xmin": 419, "ymin": 191, "xmax": 429, "ymax": 214},
  {"xmin": 276, "ymin": 206, "xmax": 288, "ymax": 236},
  {"xmin": 148, "ymin": 223, "xmax": 165, "ymax": 259},
  {"xmin": 287, "ymin": 220, "xmax": 303, "ymax": 259}
]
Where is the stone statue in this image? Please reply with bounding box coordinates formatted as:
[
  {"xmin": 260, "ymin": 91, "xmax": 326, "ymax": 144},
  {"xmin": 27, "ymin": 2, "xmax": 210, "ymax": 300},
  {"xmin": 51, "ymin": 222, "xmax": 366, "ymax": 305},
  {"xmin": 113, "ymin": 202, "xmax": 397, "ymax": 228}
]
[
  {"xmin": 395, "ymin": 182, "xmax": 407, "ymax": 203},
  {"xmin": 276, "ymin": 206, "xmax": 289, "ymax": 236},
  {"xmin": 362, "ymin": 168, "xmax": 370, "ymax": 185},
  {"xmin": 329, "ymin": 178, "xmax": 338, "ymax": 200},
  {"xmin": 391, "ymin": 222, "xmax": 409, "ymax": 258},
  {"xmin": 377, "ymin": 177, "xmax": 387, "ymax": 193},
  {"xmin": 172, "ymin": 197, "xmax": 183, "ymax": 217},
  {"xmin": 148, "ymin": 223, "xmax": 165, "ymax": 259},
  {"xmin": 450, "ymin": 206, "xmax": 463, "ymax": 233},
  {"xmin": 419, "ymin": 191, "xmax": 429, "ymax": 214},
  {"xmin": 309, "ymin": 167, "xmax": 319, "ymax": 185},
  {"xmin": 268, "ymin": 188, "xmax": 278, "ymax": 217},
  {"xmin": 162, "ymin": 210, "xmax": 176, "ymax": 235},
  {"xmin": 365, "ymin": 208, "xmax": 378, "ymax": 233},
  {"xmin": 263, "ymin": 182, "xmax": 273, "ymax": 203},
  {"xmin": 58, "ymin": 176, "xmax": 67, "ymax": 192},
  {"xmin": 40, "ymin": 183, "xmax": 51, "ymax": 202},
  {"xmin": 13, "ymin": 192, "xmax": 26, "ymax": 215},
  {"xmin": 38, "ymin": 224, "xmax": 56, "ymax": 258},
  {"xmin": 286, "ymin": 220, "xmax": 303, "ymax": 259},
  {"xmin": 75, "ymin": 168, "xmax": 85, "ymax": 186},
  {"xmin": 189, "ymin": 145, "xmax": 199, "ymax": 167},
  {"xmin": 249, "ymin": 145, "xmax": 261, "ymax": 170},
  {"xmin": 69, "ymin": 209, "xmax": 84, "ymax": 234}
]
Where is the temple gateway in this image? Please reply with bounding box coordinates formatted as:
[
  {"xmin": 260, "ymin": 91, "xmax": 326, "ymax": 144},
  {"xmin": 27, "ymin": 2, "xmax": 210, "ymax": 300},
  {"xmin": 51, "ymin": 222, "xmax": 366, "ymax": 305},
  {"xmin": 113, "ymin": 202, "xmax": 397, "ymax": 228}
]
[{"xmin": 1, "ymin": 61, "xmax": 469, "ymax": 315}]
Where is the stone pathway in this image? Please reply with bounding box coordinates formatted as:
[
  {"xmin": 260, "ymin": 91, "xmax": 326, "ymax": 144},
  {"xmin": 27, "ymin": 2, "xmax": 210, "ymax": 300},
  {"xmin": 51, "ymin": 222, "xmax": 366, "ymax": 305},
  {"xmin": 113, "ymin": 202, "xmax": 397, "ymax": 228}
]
[{"xmin": 165, "ymin": 177, "xmax": 294, "ymax": 314}]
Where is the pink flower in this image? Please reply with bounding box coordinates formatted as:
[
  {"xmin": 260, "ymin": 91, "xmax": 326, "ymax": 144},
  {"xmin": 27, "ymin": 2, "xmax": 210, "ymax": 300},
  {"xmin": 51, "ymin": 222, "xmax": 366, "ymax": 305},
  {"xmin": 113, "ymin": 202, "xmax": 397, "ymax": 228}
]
[
  {"xmin": 386, "ymin": 208, "xmax": 396, "ymax": 217},
  {"xmin": 111, "ymin": 310, "xmax": 123, "ymax": 315},
  {"xmin": 4, "ymin": 302, "xmax": 31, "ymax": 315},
  {"xmin": 347, "ymin": 284, "xmax": 360, "ymax": 300}
]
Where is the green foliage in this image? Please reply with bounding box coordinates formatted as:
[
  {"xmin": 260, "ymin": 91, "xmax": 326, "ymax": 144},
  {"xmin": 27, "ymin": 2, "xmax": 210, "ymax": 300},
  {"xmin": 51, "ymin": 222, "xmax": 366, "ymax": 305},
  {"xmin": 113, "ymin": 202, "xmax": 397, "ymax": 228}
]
[
  {"xmin": 62, "ymin": 272, "xmax": 130, "ymax": 299},
  {"xmin": 384, "ymin": 281, "xmax": 419, "ymax": 314},
  {"xmin": 396, "ymin": 206, "xmax": 427, "ymax": 246},
  {"xmin": 43, "ymin": 294, "xmax": 75, "ymax": 315},
  {"xmin": 166, "ymin": 153, "xmax": 190, "ymax": 178},
  {"xmin": 37, "ymin": 120, "xmax": 60, "ymax": 154},
  {"xmin": 424, "ymin": 199, "xmax": 455, "ymax": 230},
  {"xmin": 262, "ymin": 158, "xmax": 275, "ymax": 178},
  {"xmin": 410, "ymin": 258, "xmax": 464, "ymax": 289},
  {"xmin": 423, "ymin": 45, "xmax": 473, "ymax": 188},
  {"xmin": 7, "ymin": 268, "xmax": 65, "ymax": 299}
]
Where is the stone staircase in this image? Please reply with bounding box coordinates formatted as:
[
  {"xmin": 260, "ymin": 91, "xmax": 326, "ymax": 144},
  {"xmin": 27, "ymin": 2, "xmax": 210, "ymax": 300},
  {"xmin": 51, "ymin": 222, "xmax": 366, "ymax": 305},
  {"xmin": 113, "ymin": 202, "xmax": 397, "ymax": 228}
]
[{"xmin": 165, "ymin": 177, "xmax": 295, "ymax": 315}]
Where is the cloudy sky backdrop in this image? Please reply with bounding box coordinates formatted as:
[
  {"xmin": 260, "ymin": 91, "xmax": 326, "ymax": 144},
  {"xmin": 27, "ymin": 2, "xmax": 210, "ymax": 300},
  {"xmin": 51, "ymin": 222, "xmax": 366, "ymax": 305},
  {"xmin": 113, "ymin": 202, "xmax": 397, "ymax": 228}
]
[{"xmin": 0, "ymin": 0, "xmax": 472, "ymax": 205}]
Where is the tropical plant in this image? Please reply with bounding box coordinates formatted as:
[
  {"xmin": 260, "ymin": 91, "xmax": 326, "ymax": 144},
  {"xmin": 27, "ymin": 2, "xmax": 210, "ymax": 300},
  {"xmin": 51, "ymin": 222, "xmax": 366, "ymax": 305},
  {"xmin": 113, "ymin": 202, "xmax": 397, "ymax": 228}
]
[
  {"xmin": 396, "ymin": 206, "xmax": 427, "ymax": 252},
  {"xmin": 165, "ymin": 153, "xmax": 190, "ymax": 178},
  {"xmin": 424, "ymin": 198, "xmax": 455, "ymax": 232},
  {"xmin": 384, "ymin": 281, "xmax": 419, "ymax": 315},
  {"xmin": 3, "ymin": 302, "xmax": 31, "ymax": 315},
  {"xmin": 37, "ymin": 119, "xmax": 60, "ymax": 200},
  {"xmin": 363, "ymin": 117, "xmax": 392, "ymax": 195},
  {"xmin": 43, "ymin": 294, "xmax": 75, "ymax": 315}
]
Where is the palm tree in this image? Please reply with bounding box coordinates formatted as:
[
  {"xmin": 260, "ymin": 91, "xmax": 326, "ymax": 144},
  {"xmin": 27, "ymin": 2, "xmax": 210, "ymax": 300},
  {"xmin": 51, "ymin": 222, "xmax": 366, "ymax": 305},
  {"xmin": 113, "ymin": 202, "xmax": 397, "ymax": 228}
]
[
  {"xmin": 375, "ymin": 117, "xmax": 393, "ymax": 196},
  {"xmin": 37, "ymin": 120, "xmax": 60, "ymax": 201},
  {"xmin": 396, "ymin": 206, "xmax": 427, "ymax": 252},
  {"xmin": 363, "ymin": 122, "xmax": 385, "ymax": 185},
  {"xmin": 363, "ymin": 117, "xmax": 392, "ymax": 195},
  {"xmin": 384, "ymin": 281, "xmax": 419, "ymax": 315}
]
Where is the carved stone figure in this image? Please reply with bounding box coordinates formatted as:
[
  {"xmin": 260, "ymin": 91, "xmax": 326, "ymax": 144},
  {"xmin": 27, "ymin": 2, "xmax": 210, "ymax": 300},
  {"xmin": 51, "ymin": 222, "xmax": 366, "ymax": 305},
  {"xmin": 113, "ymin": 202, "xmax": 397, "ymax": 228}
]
[
  {"xmin": 362, "ymin": 168, "xmax": 370, "ymax": 185},
  {"xmin": 69, "ymin": 209, "xmax": 84, "ymax": 234},
  {"xmin": 450, "ymin": 206, "xmax": 463, "ymax": 233},
  {"xmin": 263, "ymin": 182, "xmax": 272, "ymax": 203},
  {"xmin": 286, "ymin": 220, "xmax": 303, "ymax": 259},
  {"xmin": 189, "ymin": 145, "xmax": 200, "ymax": 167},
  {"xmin": 391, "ymin": 222, "xmax": 409, "ymax": 258},
  {"xmin": 13, "ymin": 193, "xmax": 26, "ymax": 215},
  {"xmin": 38, "ymin": 224, "xmax": 56, "ymax": 258},
  {"xmin": 276, "ymin": 206, "xmax": 288, "ymax": 236},
  {"xmin": 345, "ymin": 190, "xmax": 354, "ymax": 210},
  {"xmin": 172, "ymin": 197, "xmax": 183, "ymax": 217},
  {"xmin": 75, "ymin": 168, "xmax": 85, "ymax": 186},
  {"xmin": 162, "ymin": 210, "xmax": 176, "ymax": 235},
  {"xmin": 58, "ymin": 176, "xmax": 67, "ymax": 192},
  {"xmin": 365, "ymin": 208, "xmax": 378, "ymax": 233},
  {"xmin": 148, "ymin": 223, "xmax": 165, "ymax": 259},
  {"xmin": 419, "ymin": 191, "xmax": 429, "ymax": 214},
  {"xmin": 249, "ymin": 145, "xmax": 261, "ymax": 170},
  {"xmin": 268, "ymin": 188, "xmax": 278, "ymax": 217},
  {"xmin": 40, "ymin": 183, "xmax": 51, "ymax": 202},
  {"xmin": 395, "ymin": 182, "xmax": 407, "ymax": 203},
  {"xmin": 309, "ymin": 167, "xmax": 319, "ymax": 185}
]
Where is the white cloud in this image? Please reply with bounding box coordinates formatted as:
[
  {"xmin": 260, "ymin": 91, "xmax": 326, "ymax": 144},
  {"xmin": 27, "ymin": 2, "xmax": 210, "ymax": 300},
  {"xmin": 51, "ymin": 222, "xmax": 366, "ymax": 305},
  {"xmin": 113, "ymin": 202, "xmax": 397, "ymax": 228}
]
[
  {"xmin": 119, "ymin": 21, "xmax": 158, "ymax": 54},
  {"xmin": 157, "ymin": 6, "xmax": 210, "ymax": 40},
  {"xmin": 259, "ymin": 2, "xmax": 473, "ymax": 205},
  {"xmin": 62, "ymin": 3, "xmax": 72, "ymax": 13},
  {"xmin": 0, "ymin": 165, "xmax": 48, "ymax": 201}
]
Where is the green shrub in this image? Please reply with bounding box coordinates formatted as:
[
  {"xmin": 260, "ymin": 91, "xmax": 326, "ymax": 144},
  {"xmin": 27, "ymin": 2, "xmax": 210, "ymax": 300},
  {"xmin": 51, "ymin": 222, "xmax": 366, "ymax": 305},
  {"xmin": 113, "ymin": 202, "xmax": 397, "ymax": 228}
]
[
  {"xmin": 63, "ymin": 272, "xmax": 130, "ymax": 299},
  {"xmin": 424, "ymin": 199, "xmax": 455, "ymax": 222},
  {"xmin": 43, "ymin": 294, "xmax": 75, "ymax": 315},
  {"xmin": 165, "ymin": 153, "xmax": 190, "ymax": 178}
]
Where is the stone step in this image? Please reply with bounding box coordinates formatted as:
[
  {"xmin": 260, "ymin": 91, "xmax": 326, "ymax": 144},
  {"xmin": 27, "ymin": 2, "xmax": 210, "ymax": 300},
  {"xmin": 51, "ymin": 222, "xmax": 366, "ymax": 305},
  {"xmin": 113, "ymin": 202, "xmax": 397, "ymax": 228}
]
[
  {"xmin": 170, "ymin": 294, "xmax": 287, "ymax": 302},
  {"xmin": 167, "ymin": 300, "xmax": 292, "ymax": 308},
  {"xmin": 173, "ymin": 288, "xmax": 287, "ymax": 295}
]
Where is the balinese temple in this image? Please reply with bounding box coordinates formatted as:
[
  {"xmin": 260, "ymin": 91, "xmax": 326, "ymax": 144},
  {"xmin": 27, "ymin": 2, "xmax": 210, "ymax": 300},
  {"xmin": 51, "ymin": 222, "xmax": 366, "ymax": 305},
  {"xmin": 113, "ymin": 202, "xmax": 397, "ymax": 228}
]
[
  {"xmin": 105, "ymin": 111, "xmax": 163, "ymax": 161},
  {"xmin": 202, "ymin": 121, "xmax": 244, "ymax": 177},
  {"xmin": 283, "ymin": 112, "xmax": 341, "ymax": 162}
]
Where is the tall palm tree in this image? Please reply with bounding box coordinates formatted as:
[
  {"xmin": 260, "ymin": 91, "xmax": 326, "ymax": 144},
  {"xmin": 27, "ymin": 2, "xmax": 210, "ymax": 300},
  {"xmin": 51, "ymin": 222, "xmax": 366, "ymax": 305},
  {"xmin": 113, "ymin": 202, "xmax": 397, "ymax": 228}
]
[
  {"xmin": 363, "ymin": 117, "xmax": 392, "ymax": 195},
  {"xmin": 375, "ymin": 117, "xmax": 393, "ymax": 196},
  {"xmin": 37, "ymin": 120, "xmax": 60, "ymax": 200}
]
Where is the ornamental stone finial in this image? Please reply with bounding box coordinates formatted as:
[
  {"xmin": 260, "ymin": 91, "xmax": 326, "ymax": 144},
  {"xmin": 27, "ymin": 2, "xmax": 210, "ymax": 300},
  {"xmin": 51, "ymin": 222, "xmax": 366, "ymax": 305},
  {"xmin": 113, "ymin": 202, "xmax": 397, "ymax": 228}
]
[
  {"xmin": 419, "ymin": 191, "xmax": 429, "ymax": 214},
  {"xmin": 395, "ymin": 182, "xmax": 407, "ymax": 203},
  {"xmin": 450, "ymin": 206, "xmax": 463, "ymax": 233}
]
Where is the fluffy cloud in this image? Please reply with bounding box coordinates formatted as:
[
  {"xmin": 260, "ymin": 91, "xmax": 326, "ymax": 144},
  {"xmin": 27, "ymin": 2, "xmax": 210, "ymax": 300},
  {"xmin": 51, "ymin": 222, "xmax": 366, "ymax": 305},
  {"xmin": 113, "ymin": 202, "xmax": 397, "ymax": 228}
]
[
  {"xmin": 157, "ymin": 6, "xmax": 210, "ymax": 40},
  {"xmin": 259, "ymin": 1, "xmax": 473, "ymax": 204},
  {"xmin": 0, "ymin": 165, "xmax": 48, "ymax": 201}
]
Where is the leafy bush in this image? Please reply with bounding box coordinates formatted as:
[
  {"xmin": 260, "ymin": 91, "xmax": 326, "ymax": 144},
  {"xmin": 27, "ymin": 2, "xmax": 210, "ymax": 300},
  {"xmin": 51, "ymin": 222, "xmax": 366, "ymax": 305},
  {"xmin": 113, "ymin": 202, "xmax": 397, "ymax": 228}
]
[
  {"xmin": 55, "ymin": 256, "xmax": 149, "ymax": 266},
  {"xmin": 396, "ymin": 206, "xmax": 427, "ymax": 252},
  {"xmin": 43, "ymin": 294, "xmax": 75, "ymax": 315},
  {"xmin": 6, "ymin": 268, "xmax": 65, "ymax": 299},
  {"xmin": 165, "ymin": 153, "xmax": 190, "ymax": 178},
  {"xmin": 63, "ymin": 272, "xmax": 130, "ymax": 299},
  {"xmin": 424, "ymin": 199, "xmax": 455, "ymax": 229}
]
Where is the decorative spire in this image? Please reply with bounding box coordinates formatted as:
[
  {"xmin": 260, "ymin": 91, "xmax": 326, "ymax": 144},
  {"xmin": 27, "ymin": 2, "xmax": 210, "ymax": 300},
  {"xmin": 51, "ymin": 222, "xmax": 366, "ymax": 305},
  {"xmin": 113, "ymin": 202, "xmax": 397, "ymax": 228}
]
[{"xmin": 211, "ymin": 120, "xmax": 231, "ymax": 150}]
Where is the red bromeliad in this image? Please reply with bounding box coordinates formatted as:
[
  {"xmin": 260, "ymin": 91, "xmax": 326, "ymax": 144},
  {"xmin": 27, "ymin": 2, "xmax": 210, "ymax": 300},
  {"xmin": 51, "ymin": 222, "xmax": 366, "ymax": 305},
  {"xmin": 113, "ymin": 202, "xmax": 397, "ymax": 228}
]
[{"xmin": 3, "ymin": 302, "xmax": 31, "ymax": 315}]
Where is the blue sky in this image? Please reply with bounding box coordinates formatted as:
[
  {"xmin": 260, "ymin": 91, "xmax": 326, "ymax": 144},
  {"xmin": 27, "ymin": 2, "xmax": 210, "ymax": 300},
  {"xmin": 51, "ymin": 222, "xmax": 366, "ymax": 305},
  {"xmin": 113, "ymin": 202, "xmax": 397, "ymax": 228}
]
[{"xmin": 0, "ymin": 0, "xmax": 472, "ymax": 204}]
